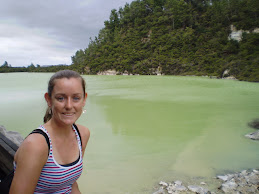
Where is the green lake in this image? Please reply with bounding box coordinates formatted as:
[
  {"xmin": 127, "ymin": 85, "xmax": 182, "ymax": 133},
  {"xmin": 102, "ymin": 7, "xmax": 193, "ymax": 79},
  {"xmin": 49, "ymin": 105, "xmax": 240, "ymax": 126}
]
[{"xmin": 0, "ymin": 73, "xmax": 258, "ymax": 193}]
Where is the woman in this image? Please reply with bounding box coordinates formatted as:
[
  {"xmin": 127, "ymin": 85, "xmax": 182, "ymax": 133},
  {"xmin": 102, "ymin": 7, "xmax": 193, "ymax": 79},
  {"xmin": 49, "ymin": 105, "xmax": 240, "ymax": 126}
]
[{"xmin": 10, "ymin": 70, "xmax": 90, "ymax": 194}]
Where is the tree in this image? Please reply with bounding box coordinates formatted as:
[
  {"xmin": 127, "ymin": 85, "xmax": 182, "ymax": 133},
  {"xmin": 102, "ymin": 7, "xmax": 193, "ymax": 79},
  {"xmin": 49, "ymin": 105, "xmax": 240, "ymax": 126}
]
[
  {"xmin": 1, "ymin": 61, "xmax": 9, "ymax": 68},
  {"xmin": 27, "ymin": 63, "xmax": 36, "ymax": 72},
  {"xmin": 70, "ymin": 0, "xmax": 259, "ymax": 81}
]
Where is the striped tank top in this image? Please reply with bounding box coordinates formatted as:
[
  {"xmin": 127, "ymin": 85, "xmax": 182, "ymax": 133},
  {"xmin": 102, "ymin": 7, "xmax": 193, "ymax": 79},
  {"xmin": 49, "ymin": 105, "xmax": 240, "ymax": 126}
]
[{"xmin": 15, "ymin": 125, "xmax": 83, "ymax": 194}]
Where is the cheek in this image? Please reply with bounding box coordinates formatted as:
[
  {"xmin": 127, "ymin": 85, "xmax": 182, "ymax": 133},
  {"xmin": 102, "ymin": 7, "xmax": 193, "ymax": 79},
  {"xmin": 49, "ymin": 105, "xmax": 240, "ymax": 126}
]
[
  {"xmin": 72, "ymin": 101, "xmax": 84, "ymax": 109},
  {"xmin": 51, "ymin": 102, "xmax": 63, "ymax": 109},
  {"xmin": 76, "ymin": 103, "xmax": 84, "ymax": 110}
]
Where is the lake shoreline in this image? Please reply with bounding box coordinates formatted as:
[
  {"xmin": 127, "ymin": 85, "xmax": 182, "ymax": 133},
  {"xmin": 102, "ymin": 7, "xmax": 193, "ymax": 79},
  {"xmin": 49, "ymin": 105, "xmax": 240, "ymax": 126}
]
[
  {"xmin": 96, "ymin": 69, "xmax": 239, "ymax": 81},
  {"xmin": 154, "ymin": 122, "xmax": 259, "ymax": 194},
  {"xmin": 153, "ymin": 168, "xmax": 259, "ymax": 193}
]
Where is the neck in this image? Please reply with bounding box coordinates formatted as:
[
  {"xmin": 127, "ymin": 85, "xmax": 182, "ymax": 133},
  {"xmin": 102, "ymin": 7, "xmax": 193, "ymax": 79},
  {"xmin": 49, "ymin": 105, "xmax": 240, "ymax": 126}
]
[{"xmin": 44, "ymin": 119, "xmax": 73, "ymax": 137}]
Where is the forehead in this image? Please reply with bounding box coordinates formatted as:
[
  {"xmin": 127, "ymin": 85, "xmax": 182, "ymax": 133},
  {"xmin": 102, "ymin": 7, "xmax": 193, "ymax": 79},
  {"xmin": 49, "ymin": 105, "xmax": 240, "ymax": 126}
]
[{"xmin": 53, "ymin": 78, "xmax": 84, "ymax": 94}]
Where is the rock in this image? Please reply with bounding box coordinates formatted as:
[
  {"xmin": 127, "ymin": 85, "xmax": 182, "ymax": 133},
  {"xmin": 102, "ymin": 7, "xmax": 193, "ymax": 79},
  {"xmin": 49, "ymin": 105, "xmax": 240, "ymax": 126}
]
[
  {"xmin": 248, "ymin": 118, "xmax": 259, "ymax": 129},
  {"xmin": 153, "ymin": 187, "xmax": 165, "ymax": 194},
  {"xmin": 222, "ymin": 69, "xmax": 230, "ymax": 78},
  {"xmin": 221, "ymin": 70, "xmax": 237, "ymax": 80},
  {"xmin": 229, "ymin": 25, "xmax": 250, "ymax": 42},
  {"xmin": 245, "ymin": 130, "xmax": 259, "ymax": 140},
  {"xmin": 235, "ymin": 176, "xmax": 247, "ymax": 187},
  {"xmin": 0, "ymin": 125, "xmax": 23, "ymax": 179},
  {"xmin": 241, "ymin": 170, "xmax": 247, "ymax": 176},
  {"xmin": 155, "ymin": 169, "xmax": 259, "ymax": 194},
  {"xmin": 217, "ymin": 169, "xmax": 259, "ymax": 193},
  {"xmin": 97, "ymin": 69, "xmax": 118, "ymax": 75},
  {"xmin": 188, "ymin": 185, "xmax": 209, "ymax": 194},
  {"xmin": 0, "ymin": 125, "xmax": 7, "ymax": 135},
  {"xmin": 166, "ymin": 185, "xmax": 175, "ymax": 193},
  {"xmin": 245, "ymin": 186, "xmax": 257, "ymax": 193},
  {"xmin": 174, "ymin": 180, "xmax": 182, "ymax": 186},
  {"xmin": 174, "ymin": 185, "xmax": 187, "ymax": 192},
  {"xmin": 220, "ymin": 179, "xmax": 238, "ymax": 193},
  {"xmin": 246, "ymin": 173, "xmax": 259, "ymax": 185},
  {"xmin": 217, "ymin": 175, "xmax": 229, "ymax": 182},
  {"xmin": 238, "ymin": 185, "xmax": 258, "ymax": 194},
  {"xmin": 159, "ymin": 181, "xmax": 168, "ymax": 187},
  {"xmin": 0, "ymin": 125, "xmax": 23, "ymax": 146},
  {"xmin": 6, "ymin": 131, "xmax": 24, "ymax": 146}
]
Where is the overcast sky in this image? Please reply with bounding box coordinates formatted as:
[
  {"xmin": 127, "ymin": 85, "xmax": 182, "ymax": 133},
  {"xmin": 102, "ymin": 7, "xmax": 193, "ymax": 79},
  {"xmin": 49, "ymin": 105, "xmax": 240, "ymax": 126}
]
[{"xmin": 0, "ymin": 0, "xmax": 134, "ymax": 67}]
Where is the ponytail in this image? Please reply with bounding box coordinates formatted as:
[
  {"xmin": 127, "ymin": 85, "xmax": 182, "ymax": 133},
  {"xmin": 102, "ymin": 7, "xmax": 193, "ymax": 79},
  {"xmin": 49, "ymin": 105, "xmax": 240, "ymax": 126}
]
[{"xmin": 44, "ymin": 107, "xmax": 52, "ymax": 123}]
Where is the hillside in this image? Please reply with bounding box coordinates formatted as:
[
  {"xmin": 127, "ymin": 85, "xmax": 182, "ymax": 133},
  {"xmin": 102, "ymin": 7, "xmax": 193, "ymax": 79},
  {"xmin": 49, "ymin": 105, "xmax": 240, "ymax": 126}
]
[{"xmin": 70, "ymin": 0, "xmax": 259, "ymax": 81}]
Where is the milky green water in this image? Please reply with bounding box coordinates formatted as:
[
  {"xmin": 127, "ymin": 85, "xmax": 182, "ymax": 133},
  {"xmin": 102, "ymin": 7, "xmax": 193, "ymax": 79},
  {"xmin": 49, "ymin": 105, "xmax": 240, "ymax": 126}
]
[{"xmin": 0, "ymin": 73, "xmax": 258, "ymax": 193}]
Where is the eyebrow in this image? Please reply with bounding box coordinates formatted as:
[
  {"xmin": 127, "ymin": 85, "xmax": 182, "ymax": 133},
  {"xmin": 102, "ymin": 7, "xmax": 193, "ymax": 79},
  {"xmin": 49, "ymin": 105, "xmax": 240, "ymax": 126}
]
[{"xmin": 54, "ymin": 93, "xmax": 83, "ymax": 96}]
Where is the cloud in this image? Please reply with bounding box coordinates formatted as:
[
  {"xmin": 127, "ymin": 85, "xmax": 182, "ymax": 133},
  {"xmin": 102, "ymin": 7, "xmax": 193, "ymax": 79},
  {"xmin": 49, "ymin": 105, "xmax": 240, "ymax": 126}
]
[
  {"xmin": 0, "ymin": 0, "xmax": 133, "ymax": 67},
  {"xmin": 0, "ymin": 22, "xmax": 71, "ymax": 66}
]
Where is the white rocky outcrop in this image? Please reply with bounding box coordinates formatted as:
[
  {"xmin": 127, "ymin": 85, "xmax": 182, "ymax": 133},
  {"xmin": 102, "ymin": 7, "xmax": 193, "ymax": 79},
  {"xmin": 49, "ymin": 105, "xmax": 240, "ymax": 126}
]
[
  {"xmin": 97, "ymin": 69, "xmax": 118, "ymax": 75},
  {"xmin": 229, "ymin": 25, "xmax": 259, "ymax": 42}
]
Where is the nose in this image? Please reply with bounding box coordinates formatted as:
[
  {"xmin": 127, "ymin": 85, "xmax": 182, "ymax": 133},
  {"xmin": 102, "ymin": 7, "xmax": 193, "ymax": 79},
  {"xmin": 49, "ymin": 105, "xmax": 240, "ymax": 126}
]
[{"xmin": 65, "ymin": 98, "xmax": 73, "ymax": 109}]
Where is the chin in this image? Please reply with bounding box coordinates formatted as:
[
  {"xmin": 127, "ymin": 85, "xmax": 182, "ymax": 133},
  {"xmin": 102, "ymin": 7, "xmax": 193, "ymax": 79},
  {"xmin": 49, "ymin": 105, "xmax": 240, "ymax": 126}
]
[
  {"xmin": 57, "ymin": 118, "xmax": 77, "ymax": 126},
  {"xmin": 54, "ymin": 114, "xmax": 80, "ymax": 125},
  {"xmin": 64, "ymin": 118, "xmax": 78, "ymax": 124}
]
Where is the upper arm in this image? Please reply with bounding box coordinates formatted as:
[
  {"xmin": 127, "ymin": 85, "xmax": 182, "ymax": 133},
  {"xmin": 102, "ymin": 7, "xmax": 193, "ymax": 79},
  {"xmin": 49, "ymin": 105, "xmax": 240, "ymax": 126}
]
[
  {"xmin": 10, "ymin": 134, "xmax": 48, "ymax": 194},
  {"xmin": 76, "ymin": 124, "xmax": 90, "ymax": 157}
]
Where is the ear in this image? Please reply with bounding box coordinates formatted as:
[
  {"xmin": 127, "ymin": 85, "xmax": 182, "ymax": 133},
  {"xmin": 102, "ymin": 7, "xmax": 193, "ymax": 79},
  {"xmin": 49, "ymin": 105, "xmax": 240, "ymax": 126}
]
[
  {"xmin": 83, "ymin": 92, "xmax": 87, "ymax": 106},
  {"xmin": 44, "ymin": 93, "xmax": 52, "ymax": 107}
]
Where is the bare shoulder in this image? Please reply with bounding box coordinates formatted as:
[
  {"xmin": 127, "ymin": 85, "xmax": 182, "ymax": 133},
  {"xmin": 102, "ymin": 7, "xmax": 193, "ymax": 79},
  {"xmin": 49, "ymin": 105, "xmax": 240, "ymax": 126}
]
[
  {"xmin": 11, "ymin": 133, "xmax": 48, "ymax": 193},
  {"xmin": 76, "ymin": 124, "xmax": 90, "ymax": 139},
  {"xmin": 15, "ymin": 133, "xmax": 49, "ymax": 164}
]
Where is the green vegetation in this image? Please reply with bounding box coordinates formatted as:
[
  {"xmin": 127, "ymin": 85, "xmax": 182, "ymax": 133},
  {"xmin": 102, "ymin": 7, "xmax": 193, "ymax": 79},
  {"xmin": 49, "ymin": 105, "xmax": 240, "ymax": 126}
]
[
  {"xmin": 1, "ymin": 0, "xmax": 258, "ymax": 82},
  {"xmin": 70, "ymin": 0, "xmax": 259, "ymax": 82},
  {"xmin": 0, "ymin": 61, "xmax": 69, "ymax": 73}
]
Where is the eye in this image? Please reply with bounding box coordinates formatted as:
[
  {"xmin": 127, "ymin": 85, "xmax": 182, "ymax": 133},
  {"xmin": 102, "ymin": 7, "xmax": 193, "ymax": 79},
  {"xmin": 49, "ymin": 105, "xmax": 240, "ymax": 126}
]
[
  {"xmin": 56, "ymin": 97, "xmax": 64, "ymax": 102},
  {"xmin": 73, "ymin": 96, "xmax": 81, "ymax": 101}
]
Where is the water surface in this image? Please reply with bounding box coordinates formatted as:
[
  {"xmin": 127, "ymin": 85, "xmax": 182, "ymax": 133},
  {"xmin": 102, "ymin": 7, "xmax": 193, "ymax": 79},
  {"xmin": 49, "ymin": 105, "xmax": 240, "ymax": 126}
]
[{"xmin": 0, "ymin": 73, "xmax": 258, "ymax": 193}]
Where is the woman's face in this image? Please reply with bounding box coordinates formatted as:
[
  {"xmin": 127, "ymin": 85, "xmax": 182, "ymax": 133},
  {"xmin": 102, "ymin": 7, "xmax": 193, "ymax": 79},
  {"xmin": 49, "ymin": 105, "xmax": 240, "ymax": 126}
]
[{"xmin": 46, "ymin": 77, "xmax": 87, "ymax": 126}]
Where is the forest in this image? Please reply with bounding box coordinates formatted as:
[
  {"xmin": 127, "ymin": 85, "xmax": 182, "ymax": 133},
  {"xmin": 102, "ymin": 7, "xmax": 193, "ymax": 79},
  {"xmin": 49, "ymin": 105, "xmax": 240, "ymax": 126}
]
[
  {"xmin": 1, "ymin": 0, "xmax": 258, "ymax": 82},
  {"xmin": 0, "ymin": 62, "xmax": 68, "ymax": 73},
  {"xmin": 70, "ymin": 0, "xmax": 259, "ymax": 82}
]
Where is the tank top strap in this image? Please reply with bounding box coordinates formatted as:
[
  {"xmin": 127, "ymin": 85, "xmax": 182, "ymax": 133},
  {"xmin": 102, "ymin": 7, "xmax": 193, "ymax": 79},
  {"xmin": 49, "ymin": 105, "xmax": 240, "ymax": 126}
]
[
  {"xmin": 72, "ymin": 124, "xmax": 83, "ymax": 157},
  {"xmin": 37, "ymin": 125, "xmax": 50, "ymax": 138},
  {"xmin": 38, "ymin": 125, "xmax": 53, "ymax": 154},
  {"xmin": 38, "ymin": 125, "xmax": 82, "ymax": 161}
]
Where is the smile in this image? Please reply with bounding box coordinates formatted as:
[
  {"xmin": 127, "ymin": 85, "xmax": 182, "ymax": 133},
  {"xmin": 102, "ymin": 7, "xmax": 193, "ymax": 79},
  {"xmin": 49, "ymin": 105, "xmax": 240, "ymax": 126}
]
[{"xmin": 63, "ymin": 113, "xmax": 75, "ymax": 116}]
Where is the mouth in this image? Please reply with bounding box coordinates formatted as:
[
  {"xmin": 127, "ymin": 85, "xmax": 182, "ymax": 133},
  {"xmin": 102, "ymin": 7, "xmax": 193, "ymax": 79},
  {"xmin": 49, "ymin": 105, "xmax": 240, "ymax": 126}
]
[{"xmin": 62, "ymin": 113, "xmax": 75, "ymax": 116}]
